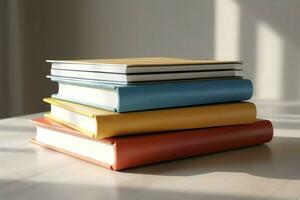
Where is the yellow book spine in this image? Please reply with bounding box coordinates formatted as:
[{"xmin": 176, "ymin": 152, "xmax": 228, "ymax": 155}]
[{"xmin": 97, "ymin": 102, "xmax": 256, "ymax": 138}]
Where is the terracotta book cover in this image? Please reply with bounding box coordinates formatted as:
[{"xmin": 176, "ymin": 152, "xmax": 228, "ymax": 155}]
[{"xmin": 31, "ymin": 117, "xmax": 273, "ymax": 171}]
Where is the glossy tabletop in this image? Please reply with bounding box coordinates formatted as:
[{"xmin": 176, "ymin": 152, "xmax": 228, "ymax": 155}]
[{"xmin": 0, "ymin": 113, "xmax": 300, "ymax": 200}]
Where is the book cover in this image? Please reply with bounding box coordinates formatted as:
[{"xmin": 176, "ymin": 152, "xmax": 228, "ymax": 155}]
[
  {"xmin": 50, "ymin": 77, "xmax": 253, "ymax": 112},
  {"xmin": 48, "ymin": 57, "xmax": 242, "ymax": 74},
  {"xmin": 50, "ymin": 68, "xmax": 242, "ymax": 83},
  {"xmin": 31, "ymin": 117, "xmax": 273, "ymax": 171},
  {"xmin": 43, "ymin": 98, "xmax": 257, "ymax": 138},
  {"xmin": 47, "ymin": 57, "xmax": 242, "ymax": 67}
]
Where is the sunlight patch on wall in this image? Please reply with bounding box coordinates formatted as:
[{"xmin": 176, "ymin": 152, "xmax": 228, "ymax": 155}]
[
  {"xmin": 214, "ymin": 0, "xmax": 240, "ymax": 60},
  {"xmin": 255, "ymin": 21, "xmax": 283, "ymax": 100}
]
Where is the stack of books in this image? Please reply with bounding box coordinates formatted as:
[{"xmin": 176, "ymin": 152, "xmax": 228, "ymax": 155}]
[{"xmin": 31, "ymin": 57, "xmax": 273, "ymax": 170}]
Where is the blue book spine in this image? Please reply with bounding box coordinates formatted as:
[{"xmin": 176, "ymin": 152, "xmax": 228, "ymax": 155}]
[{"xmin": 116, "ymin": 79, "xmax": 253, "ymax": 112}]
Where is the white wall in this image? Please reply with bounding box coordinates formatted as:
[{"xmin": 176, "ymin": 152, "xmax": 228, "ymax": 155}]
[
  {"xmin": 0, "ymin": 0, "xmax": 299, "ymax": 118},
  {"xmin": 214, "ymin": 0, "xmax": 300, "ymax": 102}
]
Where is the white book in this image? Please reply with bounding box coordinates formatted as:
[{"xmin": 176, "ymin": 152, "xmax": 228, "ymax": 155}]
[
  {"xmin": 50, "ymin": 69, "xmax": 242, "ymax": 83},
  {"xmin": 48, "ymin": 57, "xmax": 242, "ymax": 74}
]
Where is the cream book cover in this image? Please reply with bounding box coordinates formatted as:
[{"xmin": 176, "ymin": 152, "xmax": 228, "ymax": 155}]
[
  {"xmin": 48, "ymin": 57, "xmax": 242, "ymax": 75},
  {"xmin": 47, "ymin": 57, "xmax": 242, "ymax": 67}
]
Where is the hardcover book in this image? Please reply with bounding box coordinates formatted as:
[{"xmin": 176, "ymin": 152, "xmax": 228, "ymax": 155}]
[
  {"xmin": 48, "ymin": 57, "xmax": 242, "ymax": 74},
  {"xmin": 48, "ymin": 57, "xmax": 243, "ymax": 83},
  {"xmin": 31, "ymin": 117, "xmax": 273, "ymax": 171},
  {"xmin": 50, "ymin": 77, "xmax": 253, "ymax": 112},
  {"xmin": 50, "ymin": 68, "xmax": 242, "ymax": 83},
  {"xmin": 43, "ymin": 98, "xmax": 257, "ymax": 138}
]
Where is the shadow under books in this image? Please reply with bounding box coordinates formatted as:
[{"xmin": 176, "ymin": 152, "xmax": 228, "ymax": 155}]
[
  {"xmin": 0, "ymin": 179, "xmax": 268, "ymax": 200},
  {"xmin": 0, "ymin": 125, "xmax": 35, "ymax": 132},
  {"xmin": 272, "ymin": 121, "xmax": 300, "ymax": 130},
  {"xmin": 0, "ymin": 147, "xmax": 36, "ymax": 154},
  {"xmin": 124, "ymin": 136, "xmax": 300, "ymax": 180}
]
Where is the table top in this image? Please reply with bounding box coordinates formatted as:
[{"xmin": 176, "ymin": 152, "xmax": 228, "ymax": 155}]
[{"xmin": 1, "ymin": 113, "xmax": 300, "ymax": 200}]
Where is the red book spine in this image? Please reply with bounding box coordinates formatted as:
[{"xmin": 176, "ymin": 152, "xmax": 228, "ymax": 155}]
[
  {"xmin": 31, "ymin": 118, "xmax": 273, "ymax": 171},
  {"xmin": 113, "ymin": 120, "xmax": 273, "ymax": 170}
]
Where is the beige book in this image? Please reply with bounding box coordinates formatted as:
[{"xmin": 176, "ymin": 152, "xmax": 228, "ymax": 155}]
[{"xmin": 47, "ymin": 57, "xmax": 242, "ymax": 74}]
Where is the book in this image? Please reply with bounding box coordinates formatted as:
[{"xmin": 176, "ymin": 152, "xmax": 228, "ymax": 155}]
[
  {"xmin": 43, "ymin": 98, "xmax": 257, "ymax": 138},
  {"xmin": 47, "ymin": 57, "xmax": 242, "ymax": 74},
  {"xmin": 50, "ymin": 77, "xmax": 253, "ymax": 112},
  {"xmin": 50, "ymin": 68, "xmax": 242, "ymax": 84},
  {"xmin": 31, "ymin": 117, "xmax": 273, "ymax": 171}
]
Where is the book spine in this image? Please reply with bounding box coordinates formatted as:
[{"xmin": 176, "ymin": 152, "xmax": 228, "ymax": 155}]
[
  {"xmin": 113, "ymin": 120, "xmax": 273, "ymax": 170},
  {"xmin": 116, "ymin": 79, "xmax": 253, "ymax": 112},
  {"xmin": 98, "ymin": 102, "xmax": 256, "ymax": 138}
]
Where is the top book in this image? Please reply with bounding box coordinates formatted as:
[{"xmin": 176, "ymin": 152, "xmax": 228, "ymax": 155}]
[{"xmin": 47, "ymin": 57, "xmax": 242, "ymax": 74}]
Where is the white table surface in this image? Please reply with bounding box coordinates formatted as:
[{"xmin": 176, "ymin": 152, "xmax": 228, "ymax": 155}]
[{"xmin": 1, "ymin": 113, "xmax": 300, "ymax": 200}]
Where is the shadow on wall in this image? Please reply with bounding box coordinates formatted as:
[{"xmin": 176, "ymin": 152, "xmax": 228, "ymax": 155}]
[
  {"xmin": 219, "ymin": 0, "xmax": 300, "ymax": 127},
  {"xmin": 1, "ymin": 0, "xmax": 299, "ymax": 119},
  {"xmin": 232, "ymin": 0, "xmax": 299, "ymax": 101},
  {"xmin": 0, "ymin": 0, "xmax": 93, "ymax": 119},
  {"xmin": 0, "ymin": 0, "xmax": 216, "ymax": 119}
]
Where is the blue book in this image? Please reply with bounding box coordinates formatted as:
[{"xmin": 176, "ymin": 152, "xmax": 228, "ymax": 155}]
[{"xmin": 49, "ymin": 76, "xmax": 253, "ymax": 112}]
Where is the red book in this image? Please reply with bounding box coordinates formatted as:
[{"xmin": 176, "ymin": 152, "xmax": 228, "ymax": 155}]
[{"xmin": 31, "ymin": 117, "xmax": 273, "ymax": 170}]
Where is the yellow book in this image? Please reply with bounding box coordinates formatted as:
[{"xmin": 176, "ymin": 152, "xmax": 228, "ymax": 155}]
[{"xmin": 44, "ymin": 98, "xmax": 256, "ymax": 139}]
